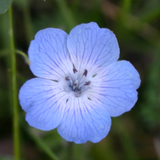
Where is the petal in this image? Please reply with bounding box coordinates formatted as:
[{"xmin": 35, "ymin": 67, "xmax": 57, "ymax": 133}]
[
  {"xmin": 19, "ymin": 78, "xmax": 68, "ymax": 130},
  {"xmin": 57, "ymin": 96, "xmax": 111, "ymax": 144},
  {"xmin": 28, "ymin": 28, "xmax": 73, "ymax": 80},
  {"xmin": 67, "ymin": 22, "xmax": 120, "ymax": 71},
  {"xmin": 92, "ymin": 60, "xmax": 141, "ymax": 117}
]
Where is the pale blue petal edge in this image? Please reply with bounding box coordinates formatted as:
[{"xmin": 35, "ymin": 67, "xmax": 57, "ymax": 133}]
[
  {"xmin": 19, "ymin": 78, "xmax": 66, "ymax": 130},
  {"xmin": 67, "ymin": 22, "xmax": 120, "ymax": 70},
  {"xmin": 28, "ymin": 28, "xmax": 70, "ymax": 80},
  {"xmin": 57, "ymin": 96, "xmax": 111, "ymax": 144},
  {"xmin": 97, "ymin": 60, "xmax": 141, "ymax": 117}
]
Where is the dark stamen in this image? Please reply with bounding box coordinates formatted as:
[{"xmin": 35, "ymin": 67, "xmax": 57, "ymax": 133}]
[
  {"xmin": 84, "ymin": 81, "xmax": 90, "ymax": 85},
  {"xmin": 73, "ymin": 83, "xmax": 77, "ymax": 86},
  {"xmin": 73, "ymin": 68, "xmax": 78, "ymax": 73},
  {"xmin": 65, "ymin": 77, "xmax": 70, "ymax": 81},
  {"xmin": 83, "ymin": 69, "xmax": 88, "ymax": 77}
]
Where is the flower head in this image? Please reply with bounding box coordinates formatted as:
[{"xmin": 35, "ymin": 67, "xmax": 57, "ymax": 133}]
[{"xmin": 19, "ymin": 22, "xmax": 141, "ymax": 143}]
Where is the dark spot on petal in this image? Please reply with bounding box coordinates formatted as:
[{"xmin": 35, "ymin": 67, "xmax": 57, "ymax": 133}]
[
  {"xmin": 92, "ymin": 74, "xmax": 97, "ymax": 77},
  {"xmin": 52, "ymin": 80, "xmax": 58, "ymax": 82},
  {"xmin": 88, "ymin": 97, "xmax": 92, "ymax": 100}
]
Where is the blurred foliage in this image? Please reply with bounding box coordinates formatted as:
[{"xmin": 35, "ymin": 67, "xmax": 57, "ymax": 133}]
[
  {"xmin": 0, "ymin": 0, "xmax": 160, "ymax": 160},
  {"xmin": 0, "ymin": 0, "xmax": 12, "ymax": 14}
]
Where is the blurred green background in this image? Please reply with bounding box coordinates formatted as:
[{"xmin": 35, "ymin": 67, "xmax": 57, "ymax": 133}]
[{"xmin": 0, "ymin": 0, "xmax": 160, "ymax": 160}]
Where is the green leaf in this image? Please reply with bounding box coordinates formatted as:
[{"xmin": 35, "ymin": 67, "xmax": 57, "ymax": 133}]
[{"xmin": 0, "ymin": 0, "xmax": 12, "ymax": 14}]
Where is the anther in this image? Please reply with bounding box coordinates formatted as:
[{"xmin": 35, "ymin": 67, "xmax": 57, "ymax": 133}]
[
  {"xmin": 73, "ymin": 68, "xmax": 78, "ymax": 73},
  {"xmin": 83, "ymin": 69, "xmax": 88, "ymax": 77},
  {"xmin": 65, "ymin": 77, "xmax": 70, "ymax": 81},
  {"xmin": 73, "ymin": 83, "xmax": 77, "ymax": 86},
  {"xmin": 84, "ymin": 81, "xmax": 90, "ymax": 85}
]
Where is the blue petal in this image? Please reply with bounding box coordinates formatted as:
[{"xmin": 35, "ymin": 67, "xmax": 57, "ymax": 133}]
[
  {"xmin": 93, "ymin": 60, "xmax": 141, "ymax": 117},
  {"xmin": 67, "ymin": 22, "xmax": 120, "ymax": 70},
  {"xmin": 57, "ymin": 96, "xmax": 111, "ymax": 144},
  {"xmin": 19, "ymin": 78, "xmax": 67, "ymax": 130},
  {"xmin": 28, "ymin": 28, "xmax": 72, "ymax": 80}
]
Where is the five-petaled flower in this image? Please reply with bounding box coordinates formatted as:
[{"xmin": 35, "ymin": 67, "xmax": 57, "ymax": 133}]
[{"xmin": 19, "ymin": 22, "xmax": 141, "ymax": 144}]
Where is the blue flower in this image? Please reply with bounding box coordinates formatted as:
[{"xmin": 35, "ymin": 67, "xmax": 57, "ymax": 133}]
[{"xmin": 19, "ymin": 22, "xmax": 141, "ymax": 144}]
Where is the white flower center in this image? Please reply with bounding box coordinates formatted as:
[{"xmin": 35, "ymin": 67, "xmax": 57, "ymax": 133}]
[{"xmin": 64, "ymin": 67, "xmax": 91, "ymax": 97}]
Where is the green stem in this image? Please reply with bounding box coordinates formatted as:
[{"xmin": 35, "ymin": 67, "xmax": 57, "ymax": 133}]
[
  {"xmin": 8, "ymin": 6, "xmax": 20, "ymax": 160},
  {"xmin": 68, "ymin": 142, "xmax": 74, "ymax": 160},
  {"xmin": 21, "ymin": 122, "xmax": 59, "ymax": 160},
  {"xmin": 0, "ymin": 49, "xmax": 30, "ymax": 65},
  {"xmin": 15, "ymin": 50, "xmax": 30, "ymax": 65},
  {"xmin": 20, "ymin": 115, "xmax": 59, "ymax": 160},
  {"xmin": 29, "ymin": 132, "xmax": 59, "ymax": 160}
]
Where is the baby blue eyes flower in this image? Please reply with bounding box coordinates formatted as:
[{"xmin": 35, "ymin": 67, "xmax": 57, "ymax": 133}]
[{"xmin": 19, "ymin": 22, "xmax": 141, "ymax": 144}]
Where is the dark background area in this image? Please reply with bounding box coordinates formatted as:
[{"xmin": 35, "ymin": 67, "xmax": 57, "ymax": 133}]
[{"xmin": 0, "ymin": 0, "xmax": 160, "ymax": 159}]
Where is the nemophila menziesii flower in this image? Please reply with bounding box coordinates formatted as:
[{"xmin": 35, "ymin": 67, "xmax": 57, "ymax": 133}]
[{"xmin": 19, "ymin": 22, "xmax": 140, "ymax": 144}]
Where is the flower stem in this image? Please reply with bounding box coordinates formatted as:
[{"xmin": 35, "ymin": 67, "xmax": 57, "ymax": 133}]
[
  {"xmin": 28, "ymin": 131, "xmax": 59, "ymax": 160},
  {"xmin": 8, "ymin": 6, "xmax": 20, "ymax": 160},
  {"xmin": 68, "ymin": 142, "xmax": 74, "ymax": 160},
  {"xmin": 15, "ymin": 50, "xmax": 30, "ymax": 65}
]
